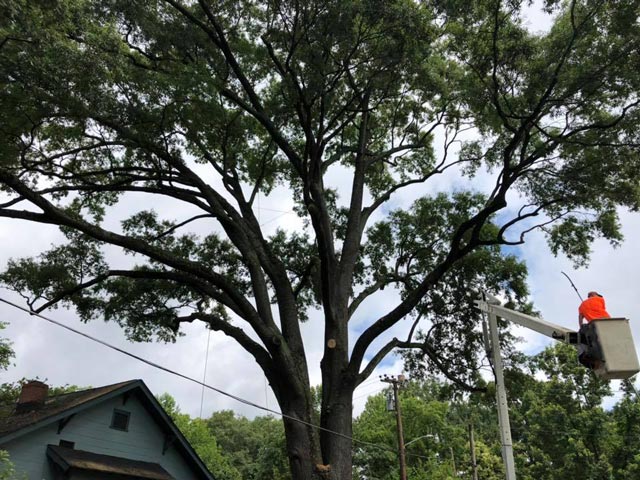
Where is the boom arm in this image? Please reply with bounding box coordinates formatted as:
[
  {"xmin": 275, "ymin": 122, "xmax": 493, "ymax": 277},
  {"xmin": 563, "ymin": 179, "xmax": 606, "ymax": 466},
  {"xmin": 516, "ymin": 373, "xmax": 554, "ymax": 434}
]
[{"xmin": 474, "ymin": 299, "xmax": 576, "ymax": 341}]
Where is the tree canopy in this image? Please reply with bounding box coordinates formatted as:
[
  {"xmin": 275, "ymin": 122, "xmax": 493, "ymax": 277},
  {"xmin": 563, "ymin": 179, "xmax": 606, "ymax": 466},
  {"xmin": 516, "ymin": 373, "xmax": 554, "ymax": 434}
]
[{"xmin": 1, "ymin": 0, "xmax": 639, "ymax": 477}]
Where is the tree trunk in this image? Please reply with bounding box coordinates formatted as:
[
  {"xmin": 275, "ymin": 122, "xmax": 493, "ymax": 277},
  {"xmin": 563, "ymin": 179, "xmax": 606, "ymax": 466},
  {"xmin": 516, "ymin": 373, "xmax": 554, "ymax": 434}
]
[
  {"xmin": 275, "ymin": 375, "xmax": 324, "ymax": 480},
  {"xmin": 280, "ymin": 391, "xmax": 354, "ymax": 480},
  {"xmin": 320, "ymin": 391, "xmax": 354, "ymax": 480},
  {"xmin": 277, "ymin": 365, "xmax": 355, "ymax": 479},
  {"xmin": 318, "ymin": 305, "xmax": 355, "ymax": 480},
  {"xmin": 282, "ymin": 413, "xmax": 323, "ymax": 480}
]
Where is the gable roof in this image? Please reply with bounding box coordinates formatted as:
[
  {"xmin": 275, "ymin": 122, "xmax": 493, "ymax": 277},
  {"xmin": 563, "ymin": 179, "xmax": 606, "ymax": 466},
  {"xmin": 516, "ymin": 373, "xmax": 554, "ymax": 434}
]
[
  {"xmin": 0, "ymin": 380, "xmax": 214, "ymax": 480},
  {"xmin": 0, "ymin": 381, "xmax": 135, "ymax": 438}
]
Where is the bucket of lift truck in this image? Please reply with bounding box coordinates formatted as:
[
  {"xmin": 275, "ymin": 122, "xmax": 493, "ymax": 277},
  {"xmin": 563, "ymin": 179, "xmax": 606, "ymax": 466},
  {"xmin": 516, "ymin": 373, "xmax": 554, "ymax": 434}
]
[{"xmin": 576, "ymin": 318, "xmax": 640, "ymax": 380}]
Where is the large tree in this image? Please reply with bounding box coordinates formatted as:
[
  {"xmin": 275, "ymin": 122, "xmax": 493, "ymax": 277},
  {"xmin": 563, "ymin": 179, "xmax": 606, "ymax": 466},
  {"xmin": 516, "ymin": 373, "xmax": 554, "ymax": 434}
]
[{"xmin": 1, "ymin": 0, "xmax": 639, "ymax": 478}]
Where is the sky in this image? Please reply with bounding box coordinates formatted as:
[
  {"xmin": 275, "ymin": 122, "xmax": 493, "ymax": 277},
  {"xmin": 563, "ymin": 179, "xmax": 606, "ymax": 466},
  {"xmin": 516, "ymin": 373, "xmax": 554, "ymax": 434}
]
[{"xmin": 1, "ymin": 1, "xmax": 637, "ymax": 426}]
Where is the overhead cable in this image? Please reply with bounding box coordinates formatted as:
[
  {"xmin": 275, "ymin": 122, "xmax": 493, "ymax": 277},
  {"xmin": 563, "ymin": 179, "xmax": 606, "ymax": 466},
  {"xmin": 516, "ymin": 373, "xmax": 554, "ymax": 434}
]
[{"xmin": 0, "ymin": 296, "xmax": 429, "ymax": 460}]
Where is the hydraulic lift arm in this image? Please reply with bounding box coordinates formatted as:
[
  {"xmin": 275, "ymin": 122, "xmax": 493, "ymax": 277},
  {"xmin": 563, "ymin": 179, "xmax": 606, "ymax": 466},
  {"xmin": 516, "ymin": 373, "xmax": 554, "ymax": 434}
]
[{"xmin": 473, "ymin": 299, "xmax": 576, "ymax": 342}]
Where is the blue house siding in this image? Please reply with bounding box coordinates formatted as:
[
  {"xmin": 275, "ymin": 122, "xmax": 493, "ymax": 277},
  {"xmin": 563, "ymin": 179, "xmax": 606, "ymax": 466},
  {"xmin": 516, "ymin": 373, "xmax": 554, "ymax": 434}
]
[
  {"xmin": 1, "ymin": 391, "xmax": 203, "ymax": 479},
  {"xmin": 1, "ymin": 426, "xmax": 57, "ymax": 479}
]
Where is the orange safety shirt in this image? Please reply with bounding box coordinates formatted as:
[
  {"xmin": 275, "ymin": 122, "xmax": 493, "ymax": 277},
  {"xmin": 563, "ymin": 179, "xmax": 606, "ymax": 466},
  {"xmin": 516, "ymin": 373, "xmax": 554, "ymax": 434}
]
[{"xmin": 579, "ymin": 296, "xmax": 611, "ymax": 322}]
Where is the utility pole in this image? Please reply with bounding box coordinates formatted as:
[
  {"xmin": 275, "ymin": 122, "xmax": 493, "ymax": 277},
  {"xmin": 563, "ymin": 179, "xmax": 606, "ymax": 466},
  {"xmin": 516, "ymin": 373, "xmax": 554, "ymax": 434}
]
[
  {"xmin": 482, "ymin": 311, "xmax": 517, "ymax": 480},
  {"xmin": 468, "ymin": 423, "xmax": 478, "ymax": 480},
  {"xmin": 381, "ymin": 374, "xmax": 407, "ymax": 480}
]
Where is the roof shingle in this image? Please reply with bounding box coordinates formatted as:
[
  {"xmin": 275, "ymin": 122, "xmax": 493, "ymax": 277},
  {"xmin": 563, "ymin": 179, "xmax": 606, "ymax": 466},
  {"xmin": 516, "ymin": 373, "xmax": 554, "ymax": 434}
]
[{"xmin": 0, "ymin": 380, "xmax": 137, "ymax": 438}]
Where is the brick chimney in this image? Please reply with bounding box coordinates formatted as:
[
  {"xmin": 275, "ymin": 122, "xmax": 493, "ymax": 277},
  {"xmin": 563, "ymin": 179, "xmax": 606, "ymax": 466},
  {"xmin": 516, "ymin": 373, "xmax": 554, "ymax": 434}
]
[{"xmin": 16, "ymin": 380, "xmax": 49, "ymax": 413}]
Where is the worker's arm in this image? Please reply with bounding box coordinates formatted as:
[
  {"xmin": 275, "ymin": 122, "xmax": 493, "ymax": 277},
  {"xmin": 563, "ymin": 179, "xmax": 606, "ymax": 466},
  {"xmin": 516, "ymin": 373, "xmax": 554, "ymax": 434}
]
[{"xmin": 579, "ymin": 312, "xmax": 585, "ymax": 328}]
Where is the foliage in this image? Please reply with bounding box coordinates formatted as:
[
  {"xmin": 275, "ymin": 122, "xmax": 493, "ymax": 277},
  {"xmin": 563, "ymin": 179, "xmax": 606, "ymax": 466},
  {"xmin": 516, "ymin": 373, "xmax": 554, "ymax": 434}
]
[
  {"xmin": 157, "ymin": 394, "xmax": 242, "ymax": 480},
  {"xmin": 157, "ymin": 395, "xmax": 290, "ymax": 480},
  {"xmin": 1, "ymin": 0, "xmax": 640, "ymax": 477},
  {"xmin": 361, "ymin": 342, "xmax": 633, "ymax": 480},
  {"xmin": 205, "ymin": 410, "xmax": 290, "ymax": 480},
  {"xmin": 609, "ymin": 385, "xmax": 640, "ymax": 480},
  {"xmin": 0, "ymin": 323, "xmax": 13, "ymax": 371},
  {"xmin": 509, "ymin": 343, "xmax": 613, "ymax": 480},
  {"xmin": 354, "ymin": 381, "xmax": 503, "ymax": 480},
  {"xmin": 0, "ymin": 451, "xmax": 18, "ymax": 480}
]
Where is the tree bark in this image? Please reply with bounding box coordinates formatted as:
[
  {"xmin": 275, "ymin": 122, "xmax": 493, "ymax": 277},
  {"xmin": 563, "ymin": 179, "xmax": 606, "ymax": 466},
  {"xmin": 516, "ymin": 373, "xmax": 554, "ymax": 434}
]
[
  {"xmin": 320, "ymin": 390, "xmax": 354, "ymax": 480},
  {"xmin": 319, "ymin": 311, "xmax": 355, "ymax": 479},
  {"xmin": 282, "ymin": 413, "xmax": 322, "ymax": 480},
  {"xmin": 275, "ymin": 354, "xmax": 355, "ymax": 479},
  {"xmin": 273, "ymin": 307, "xmax": 356, "ymax": 479}
]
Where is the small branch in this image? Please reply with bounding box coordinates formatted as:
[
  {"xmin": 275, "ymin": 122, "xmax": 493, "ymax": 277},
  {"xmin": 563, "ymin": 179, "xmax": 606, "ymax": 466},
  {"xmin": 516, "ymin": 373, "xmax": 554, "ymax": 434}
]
[
  {"xmin": 348, "ymin": 280, "xmax": 386, "ymax": 319},
  {"xmin": 153, "ymin": 214, "xmax": 213, "ymax": 240},
  {"xmin": 496, "ymin": 199, "xmax": 562, "ymax": 239},
  {"xmin": 405, "ymin": 313, "xmax": 423, "ymax": 345},
  {"xmin": 356, "ymin": 337, "xmax": 401, "ymax": 384},
  {"xmin": 292, "ymin": 259, "xmax": 316, "ymax": 300},
  {"xmin": 0, "ymin": 196, "xmax": 26, "ymax": 209}
]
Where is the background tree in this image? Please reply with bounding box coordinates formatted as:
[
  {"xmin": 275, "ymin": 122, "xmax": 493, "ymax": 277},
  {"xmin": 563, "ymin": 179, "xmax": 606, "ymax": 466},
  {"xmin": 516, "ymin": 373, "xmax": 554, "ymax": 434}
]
[
  {"xmin": 358, "ymin": 343, "xmax": 629, "ymax": 480},
  {"xmin": 509, "ymin": 342, "xmax": 613, "ymax": 480},
  {"xmin": 1, "ymin": 0, "xmax": 639, "ymax": 478},
  {"xmin": 205, "ymin": 410, "xmax": 290, "ymax": 480},
  {"xmin": 353, "ymin": 381, "xmax": 502, "ymax": 480},
  {"xmin": 157, "ymin": 394, "xmax": 243, "ymax": 480},
  {"xmin": 609, "ymin": 382, "xmax": 640, "ymax": 480},
  {"xmin": 157, "ymin": 395, "xmax": 290, "ymax": 480}
]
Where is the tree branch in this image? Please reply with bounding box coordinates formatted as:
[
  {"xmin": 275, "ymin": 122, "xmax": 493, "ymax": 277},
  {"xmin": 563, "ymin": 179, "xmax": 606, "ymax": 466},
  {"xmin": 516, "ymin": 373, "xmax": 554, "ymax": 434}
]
[
  {"xmin": 153, "ymin": 214, "xmax": 214, "ymax": 240},
  {"xmin": 0, "ymin": 169, "xmax": 266, "ymax": 331},
  {"xmin": 396, "ymin": 340, "xmax": 486, "ymax": 393},
  {"xmin": 180, "ymin": 311, "xmax": 277, "ymax": 380}
]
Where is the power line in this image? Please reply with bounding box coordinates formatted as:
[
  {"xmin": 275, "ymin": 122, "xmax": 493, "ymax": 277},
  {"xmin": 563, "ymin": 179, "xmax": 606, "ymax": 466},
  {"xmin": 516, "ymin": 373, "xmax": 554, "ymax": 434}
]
[
  {"xmin": 11, "ymin": 294, "xmax": 626, "ymax": 455},
  {"xmin": 356, "ymin": 377, "xmax": 383, "ymax": 389},
  {"xmin": 256, "ymin": 207, "xmax": 294, "ymax": 214},
  {"xmin": 354, "ymin": 384, "xmax": 387, "ymax": 401},
  {"xmin": 0, "ymin": 296, "xmax": 429, "ymax": 460},
  {"xmin": 259, "ymin": 211, "xmax": 293, "ymax": 227}
]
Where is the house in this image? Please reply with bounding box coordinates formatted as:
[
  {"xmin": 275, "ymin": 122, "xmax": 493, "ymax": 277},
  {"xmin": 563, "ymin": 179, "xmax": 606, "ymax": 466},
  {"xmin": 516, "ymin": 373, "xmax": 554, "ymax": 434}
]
[{"xmin": 0, "ymin": 379, "xmax": 215, "ymax": 480}]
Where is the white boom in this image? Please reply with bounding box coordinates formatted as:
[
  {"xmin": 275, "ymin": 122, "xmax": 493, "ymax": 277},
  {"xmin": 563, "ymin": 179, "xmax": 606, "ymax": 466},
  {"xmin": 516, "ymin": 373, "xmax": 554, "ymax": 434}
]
[{"xmin": 473, "ymin": 299, "xmax": 576, "ymax": 341}]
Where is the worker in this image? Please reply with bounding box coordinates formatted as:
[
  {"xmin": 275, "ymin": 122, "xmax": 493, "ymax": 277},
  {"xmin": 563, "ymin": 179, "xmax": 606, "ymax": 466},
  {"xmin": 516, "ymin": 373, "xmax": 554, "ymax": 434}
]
[
  {"xmin": 578, "ymin": 291, "xmax": 611, "ymax": 327},
  {"xmin": 577, "ymin": 291, "xmax": 611, "ymax": 369}
]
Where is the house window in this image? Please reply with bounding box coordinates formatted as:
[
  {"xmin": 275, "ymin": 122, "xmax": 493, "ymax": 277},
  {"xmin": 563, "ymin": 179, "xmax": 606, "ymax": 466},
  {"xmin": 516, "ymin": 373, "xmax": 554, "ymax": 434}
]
[
  {"xmin": 59, "ymin": 440, "xmax": 75, "ymax": 449},
  {"xmin": 110, "ymin": 409, "xmax": 130, "ymax": 431}
]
